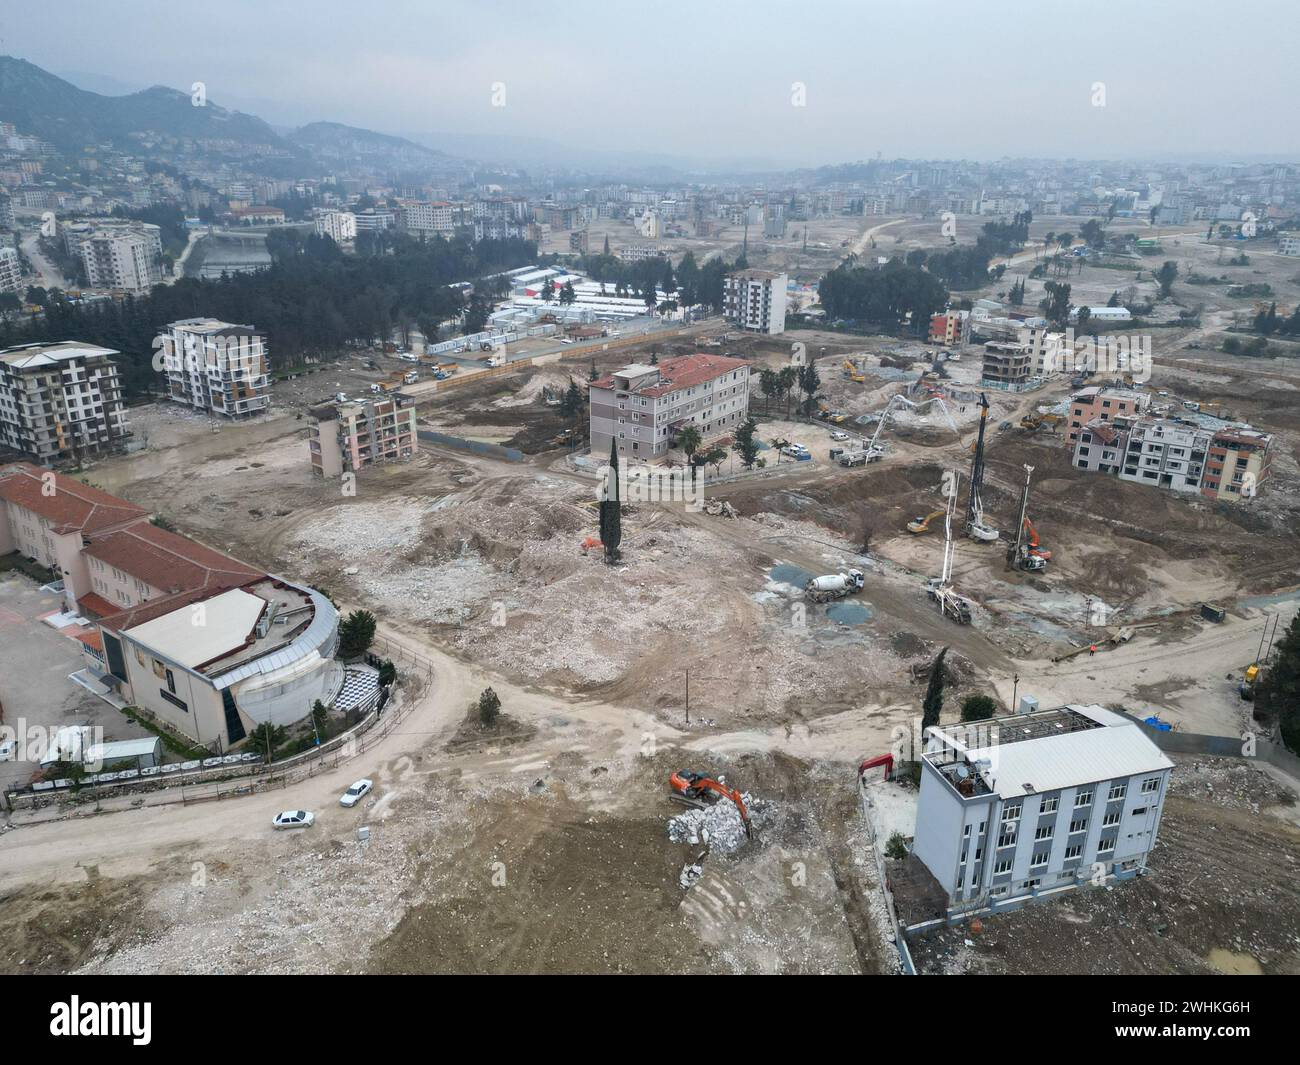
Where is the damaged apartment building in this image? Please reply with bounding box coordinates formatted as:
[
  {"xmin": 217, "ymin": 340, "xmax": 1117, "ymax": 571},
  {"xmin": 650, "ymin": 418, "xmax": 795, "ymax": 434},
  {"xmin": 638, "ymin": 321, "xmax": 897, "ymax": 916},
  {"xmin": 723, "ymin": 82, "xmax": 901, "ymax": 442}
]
[
  {"xmin": 155, "ymin": 318, "xmax": 271, "ymax": 418},
  {"xmin": 308, "ymin": 393, "xmax": 418, "ymax": 476},
  {"xmin": 1069, "ymin": 388, "xmax": 1272, "ymax": 500},
  {"xmin": 588, "ymin": 353, "xmax": 750, "ymax": 461}
]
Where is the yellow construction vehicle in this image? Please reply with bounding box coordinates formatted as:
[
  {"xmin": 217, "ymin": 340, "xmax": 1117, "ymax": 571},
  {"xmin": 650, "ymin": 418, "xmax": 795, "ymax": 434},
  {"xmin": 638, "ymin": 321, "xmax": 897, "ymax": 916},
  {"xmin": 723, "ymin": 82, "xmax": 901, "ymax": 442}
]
[
  {"xmin": 907, "ymin": 510, "xmax": 945, "ymax": 534},
  {"xmin": 842, "ymin": 359, "xmax": 865, "ymax": 383}
]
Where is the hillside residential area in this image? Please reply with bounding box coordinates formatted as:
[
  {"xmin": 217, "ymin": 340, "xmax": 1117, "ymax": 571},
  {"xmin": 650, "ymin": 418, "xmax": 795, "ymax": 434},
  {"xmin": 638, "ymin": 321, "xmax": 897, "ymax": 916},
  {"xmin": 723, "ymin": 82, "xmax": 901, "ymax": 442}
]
[{"xmin": 0, "ymin": 0, "xmax": 1295, "ymax": 1026}]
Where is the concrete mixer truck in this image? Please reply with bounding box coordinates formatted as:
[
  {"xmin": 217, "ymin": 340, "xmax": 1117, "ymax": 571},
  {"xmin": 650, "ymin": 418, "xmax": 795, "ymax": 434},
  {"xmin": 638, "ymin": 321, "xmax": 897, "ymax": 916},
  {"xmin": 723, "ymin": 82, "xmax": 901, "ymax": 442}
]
[{"xmin": 804, "ymin": 569, "xmax": 866, "ymax": 604}]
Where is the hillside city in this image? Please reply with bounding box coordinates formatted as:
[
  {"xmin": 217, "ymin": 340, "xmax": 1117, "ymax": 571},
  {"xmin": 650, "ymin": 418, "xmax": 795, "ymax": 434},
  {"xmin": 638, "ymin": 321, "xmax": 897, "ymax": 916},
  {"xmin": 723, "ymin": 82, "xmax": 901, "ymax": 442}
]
[{"xmin": 0, "ymin": 7, "xmax": 1297, "ymax": 999}]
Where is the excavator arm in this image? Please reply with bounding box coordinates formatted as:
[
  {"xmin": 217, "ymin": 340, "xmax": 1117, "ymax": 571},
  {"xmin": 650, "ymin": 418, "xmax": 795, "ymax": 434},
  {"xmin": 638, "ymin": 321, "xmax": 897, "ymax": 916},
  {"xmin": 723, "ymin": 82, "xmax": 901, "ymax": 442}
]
[{"xmin": 669, "ymin": 771, "xmax": 753, "ymax": 838}]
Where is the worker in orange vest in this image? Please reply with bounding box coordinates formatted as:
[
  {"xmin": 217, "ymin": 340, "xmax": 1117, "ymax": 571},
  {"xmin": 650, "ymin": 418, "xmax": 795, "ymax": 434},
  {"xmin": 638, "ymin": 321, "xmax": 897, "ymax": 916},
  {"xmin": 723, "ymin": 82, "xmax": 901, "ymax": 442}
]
[{"xmin": 1089, "ymin": 644, "xmax": 1097, "ymax": 656}]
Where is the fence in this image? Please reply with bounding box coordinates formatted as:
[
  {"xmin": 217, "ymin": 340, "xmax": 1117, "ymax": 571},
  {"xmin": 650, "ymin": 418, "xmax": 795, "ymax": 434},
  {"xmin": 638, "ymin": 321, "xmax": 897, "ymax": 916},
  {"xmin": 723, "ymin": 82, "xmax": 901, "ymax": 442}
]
[
  {"xmin": 1117, "ymin": 711, "xmax": 1300, "ymax": 781},
  {"xmin": 4, "ymin": 651, "xmax": 433, "ymax": 814}
]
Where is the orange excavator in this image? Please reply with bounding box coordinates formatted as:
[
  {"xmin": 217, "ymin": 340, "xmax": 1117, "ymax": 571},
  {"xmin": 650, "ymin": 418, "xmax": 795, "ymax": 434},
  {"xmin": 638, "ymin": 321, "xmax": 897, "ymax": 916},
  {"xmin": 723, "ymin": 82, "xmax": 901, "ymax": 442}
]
[
  {"xmin": 668, "ymin": 770, "xmax": 753, "ymax": 839},
  {"xmin": 1023, "ymin": 517, "xmax": 1051, "ymax": 561}
]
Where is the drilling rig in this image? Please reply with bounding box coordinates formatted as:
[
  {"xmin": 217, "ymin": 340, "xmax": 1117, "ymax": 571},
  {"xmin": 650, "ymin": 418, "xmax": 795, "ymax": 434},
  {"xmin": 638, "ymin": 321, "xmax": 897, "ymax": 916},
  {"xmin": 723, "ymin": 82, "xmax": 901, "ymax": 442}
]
[{"xmin": 965, "ymin": 393, "xmax": 999, "ymax": 543}]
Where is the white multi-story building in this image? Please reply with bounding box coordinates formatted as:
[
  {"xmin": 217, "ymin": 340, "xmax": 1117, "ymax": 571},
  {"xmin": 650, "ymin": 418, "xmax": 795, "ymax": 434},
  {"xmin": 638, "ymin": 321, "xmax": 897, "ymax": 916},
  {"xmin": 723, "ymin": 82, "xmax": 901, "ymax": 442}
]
[
  {"xmin": 588, "ymin": 354, "xmax": 750, "ymax": 462},
  {"xmin": 0, "ymin": 342, "xmax": 130, "ymax": 462},
  {"xmin": 400, "ymin": 200, "xmax": 455, "ymax": 235},
  {"xmin": 1118, "ymin": 416, "xmax": 1213, "ymax": 494},
  {"xmin": 353, "ymin": 208, "xmax": 397, "ymax": 232},
  {"xmin": 80, "ymin": 226, "xmax": 163, "ymax": 293},
  {"xmin": 156, "ymin": 319, "xmax": 271, "ymax": 418},
  {"xmin": 723, "ymin": 269, "xmax": 788, "ymax": 335},
  {"xmin": 314, "ymin": 209, "xmax": 357, "ymax": 244},
  {"xmin": 1280, "ymin": 234, "xmax": 1300, "ymax": 257},
  {"xmin": 0, "ymin": 194, "xmax": 15, "ymax": 231},
  {"xmin": 0, "ymin": 245, "xmax": 20, "ymax": 294},
  {"xmin": 914, "ymin": 704, "xmax": 1172, "ymax": 915}
]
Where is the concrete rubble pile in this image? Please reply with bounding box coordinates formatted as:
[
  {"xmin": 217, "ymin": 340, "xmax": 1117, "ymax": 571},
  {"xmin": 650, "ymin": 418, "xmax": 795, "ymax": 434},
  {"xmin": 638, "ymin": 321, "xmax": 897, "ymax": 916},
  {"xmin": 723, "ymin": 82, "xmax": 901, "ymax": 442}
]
[
  {"xmin": 703, "ymin": 499, "xmax": 738, "ymax": 518},
  {"xmin": 667, "ymin": 792, "xmax": 764, "ymax": 854}
]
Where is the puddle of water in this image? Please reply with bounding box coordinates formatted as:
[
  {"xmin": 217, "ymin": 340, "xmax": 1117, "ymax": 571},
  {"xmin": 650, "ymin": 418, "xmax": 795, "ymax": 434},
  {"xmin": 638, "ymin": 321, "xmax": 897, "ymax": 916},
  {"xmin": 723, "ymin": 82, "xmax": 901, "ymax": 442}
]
[
  {"xmin": 1205, "ymin": 947, "xmax": 1263, "ymax": 975},
  {"xmin": 826, "ymin": 601, "xmax": 873, "ymax": 625},
  {"xmin": 769, "ymin": 563, "xmax": 814, "ymax": 588},
  {"xmin": 1239, "ymin": 591, "xmax": 1300, "ymax": 610}
]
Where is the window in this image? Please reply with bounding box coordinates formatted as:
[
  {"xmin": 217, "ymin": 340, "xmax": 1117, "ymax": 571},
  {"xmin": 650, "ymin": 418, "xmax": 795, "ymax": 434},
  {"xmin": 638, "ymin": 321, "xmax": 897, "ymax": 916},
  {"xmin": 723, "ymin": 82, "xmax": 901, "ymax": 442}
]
[
  {"xmin": 997, "ymin": 828, "xmax": 1016, "ymax": 848},
  {"xmin": 1002, "ymin": 802, "xmax": 1022, "ymax": 822},
  {"xmin": 1069, "ymin": 818, "xmax": 1088, "ymax": 834},
  {"xmin": 963, "ymin": 825, "xmax": 971, "ymax": 838},
  {"xmin": 994, "ymin": 859, "xmax": 1012, "ymax": 875},
  {"xmin": 1030, "ymin": 851, "xmax": 1049, "ymax": 868},
  {"xmin": 1141, "ymin": 776, "xmax": 1160, "ymax": 794},
  {"xmin": 1041, "ymin": 796, "xmax": 1058, "ymax": 814},
  {"xmin": 1064, "ymin": 844, "xmax": 1082, "ymax": 860},
  {"xmin": 1108, "ymin": 783, "xmax": 1127, "ymax": 801},
  {"xmin": 1075, "ymin": 790, "xmax": 1093, "ymax": 807},
  {"xmin": 1132, "ymin": 806, "xmax": 1148, "ymax": 817},
  {"xmin": 1103, "ymin": 811, "xmax": 1120, "ymax": 827},
  {"xmin": 1034, "ymin": 825, "xmax": 1054, "ymax": 840},
  {"xmin": 1098, "ymin": 836, "xmax": 1115, "ymax": 854}
]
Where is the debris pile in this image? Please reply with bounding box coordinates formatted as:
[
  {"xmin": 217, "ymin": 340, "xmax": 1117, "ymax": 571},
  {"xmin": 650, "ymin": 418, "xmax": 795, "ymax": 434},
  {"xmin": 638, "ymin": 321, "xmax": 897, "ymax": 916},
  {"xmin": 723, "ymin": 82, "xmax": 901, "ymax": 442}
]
[
  {"xmin": 704, "ymin": 499, "xmax": 738, "ymax": 518},
  {"xmin": 667, "ymin": 793, "xmax": 764, "ymax": 854}
]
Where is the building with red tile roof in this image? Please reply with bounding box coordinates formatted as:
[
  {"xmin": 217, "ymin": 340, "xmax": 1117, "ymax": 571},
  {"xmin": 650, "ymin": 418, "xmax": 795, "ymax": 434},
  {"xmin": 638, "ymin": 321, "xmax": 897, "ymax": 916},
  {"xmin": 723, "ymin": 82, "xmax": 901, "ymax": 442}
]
[
  {"xmin": 589, "ymin": 354, "xmax": 751, "ymax": 461},
  {"xmin": 0, "ymin": 460, "xmax": 345, "ymax": 753}
]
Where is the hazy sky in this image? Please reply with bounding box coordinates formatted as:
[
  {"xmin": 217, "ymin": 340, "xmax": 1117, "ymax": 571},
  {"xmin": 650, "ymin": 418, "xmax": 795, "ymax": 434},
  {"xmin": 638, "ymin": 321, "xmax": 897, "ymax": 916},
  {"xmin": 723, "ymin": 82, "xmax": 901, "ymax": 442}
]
[{"xmin": 11, "ymin": 0, "xmax": 1300, "ymax": 166}]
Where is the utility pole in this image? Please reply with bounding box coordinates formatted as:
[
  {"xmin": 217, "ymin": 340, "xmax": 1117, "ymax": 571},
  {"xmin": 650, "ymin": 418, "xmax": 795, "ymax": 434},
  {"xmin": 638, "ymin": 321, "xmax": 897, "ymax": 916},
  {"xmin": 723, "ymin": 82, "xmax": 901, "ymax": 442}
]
[{"xmin": 684, "ymin": 669, "xmax": 690, "ymax": 725}]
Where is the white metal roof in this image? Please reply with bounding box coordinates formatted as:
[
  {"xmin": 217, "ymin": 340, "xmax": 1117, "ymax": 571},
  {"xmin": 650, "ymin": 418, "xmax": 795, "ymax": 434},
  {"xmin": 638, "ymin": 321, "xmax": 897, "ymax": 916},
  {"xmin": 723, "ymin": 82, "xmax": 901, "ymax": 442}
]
[
  {"xmin": 125, "ymin": 588, "xmax": 265, "ymax": 668},
  {"xmin": 87, "ymin": 737, "xmax": 161, "ymax": 759},
  {"xmin": 965, "ymin": 705, "xmax": 1172, "ymax": 799}
]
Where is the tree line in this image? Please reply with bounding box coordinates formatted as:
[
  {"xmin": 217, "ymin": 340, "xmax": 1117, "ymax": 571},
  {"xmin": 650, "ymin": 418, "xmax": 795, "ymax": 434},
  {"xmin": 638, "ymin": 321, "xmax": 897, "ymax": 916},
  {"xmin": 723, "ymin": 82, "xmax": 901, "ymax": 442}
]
[{"xmin": 0, "ymin": 232, "xmax": 536, "ymax": 400}]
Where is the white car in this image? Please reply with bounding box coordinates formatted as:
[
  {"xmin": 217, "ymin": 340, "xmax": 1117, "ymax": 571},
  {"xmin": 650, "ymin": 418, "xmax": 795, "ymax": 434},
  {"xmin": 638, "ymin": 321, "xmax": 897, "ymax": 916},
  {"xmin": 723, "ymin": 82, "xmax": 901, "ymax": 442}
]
[
  {"xmin": 339, "ymin": 779, "xmax": 373, "ymax": 808},
  {"xmin": 399, "ymin": 352, "xmax": 418, "ymax": 362},
  {"xmin": 0, "ymin": 739, "xmax": 17, "ymax": 761},
  {"xmin": 781, "ymin": 444, "xmax": 809, "ymax": 458},
  {"xmin": 272, "ymin": 810, "xmax": 315, "ymax": 830},
  {"xmin": 829, "ymin": 430, "xmax": 850, "ymax": 442}
]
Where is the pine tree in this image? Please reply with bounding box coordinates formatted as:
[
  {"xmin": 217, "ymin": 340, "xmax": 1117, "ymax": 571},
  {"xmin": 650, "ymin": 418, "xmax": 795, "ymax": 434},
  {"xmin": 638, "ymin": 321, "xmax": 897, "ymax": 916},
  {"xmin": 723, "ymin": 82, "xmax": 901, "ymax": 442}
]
[
  {"xmin": 1256, "ymin": 615, "xmax": 1300, "ymax": 753},
  {"xmin": 921, "ymin": 648, "xmax": 949, "ymax": 732}
]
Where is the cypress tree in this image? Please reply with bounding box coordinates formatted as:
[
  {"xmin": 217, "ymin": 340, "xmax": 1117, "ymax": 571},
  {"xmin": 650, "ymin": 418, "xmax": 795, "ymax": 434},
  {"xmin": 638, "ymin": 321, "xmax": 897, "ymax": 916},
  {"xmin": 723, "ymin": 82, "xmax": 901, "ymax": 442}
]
[
  {"xmin": 921, "ymin": 647, "xmax": 949, "ymax": 733},
  {"xmin": 599, "ymin": 437, "xmax": 622, "ymax": 564}
]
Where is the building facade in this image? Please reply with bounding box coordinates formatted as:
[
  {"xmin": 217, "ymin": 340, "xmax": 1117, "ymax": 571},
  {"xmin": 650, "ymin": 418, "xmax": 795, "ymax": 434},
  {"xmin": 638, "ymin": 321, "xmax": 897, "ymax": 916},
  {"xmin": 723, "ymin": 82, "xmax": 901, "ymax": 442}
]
[
  {"xmin": 928, "ymin": 310, "xmax": 971, "ymax": 347},
  {"xmin": 314, "ymin": 209, "xmax": 357, "ymax": 244},
  {"xmin": 980, "ymin": 339, "xmax": 1033, "ymax": 391},
  {"xmin": 1065, "ymin": 386, "xmax": 1151, "ymax": 445},
  {"xmin": 723, "ymin": 269, "xmax": 788, "ymax": 335},
  {"xmin": 914, "ymin": 704, "xmax": 1172, "ymax": 914},
  {"xmin": 156, "ymin": 319, "xmax": 271, "ymax": 418},
  {"xmin": 308, "ymin": 394, "xmax": 418, "ymax": 477},
  {"xmin": 0, "ymin": 342, "xmax": 130, "ymax": 462},
  {"xmin": 80, "ymin": 226, "xmax": 163, "ymax": 293},
  {"xmin": 588, "ymin": 354, "xmax": 750, "ymax": 461},
  {"xmin": 0, "ymin": 245, "xmax": 21, "ymax": 294}
]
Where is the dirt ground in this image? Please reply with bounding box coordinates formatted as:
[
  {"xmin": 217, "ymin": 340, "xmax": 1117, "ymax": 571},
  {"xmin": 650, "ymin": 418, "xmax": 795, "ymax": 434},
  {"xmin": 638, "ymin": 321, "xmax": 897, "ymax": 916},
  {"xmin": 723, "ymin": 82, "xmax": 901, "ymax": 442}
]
[
  {"xmin": 7, "ymin": 213, "xmax": 1299, "ymax": 974},
  {"xmin": 907, "ymin": 756, "xmax": 1300, "ymax": 975}
]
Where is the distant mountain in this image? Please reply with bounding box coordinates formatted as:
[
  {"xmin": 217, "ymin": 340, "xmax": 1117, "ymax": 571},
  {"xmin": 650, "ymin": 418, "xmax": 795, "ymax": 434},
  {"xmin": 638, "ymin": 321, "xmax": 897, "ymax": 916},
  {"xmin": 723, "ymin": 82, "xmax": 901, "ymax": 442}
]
[
  {"xmin": 0, "ymin": 56, "xmax": 298, "ymax": 158},
  {"xmin": 288, "ymin": 121, "xmax": 456, "ymax": 172}
]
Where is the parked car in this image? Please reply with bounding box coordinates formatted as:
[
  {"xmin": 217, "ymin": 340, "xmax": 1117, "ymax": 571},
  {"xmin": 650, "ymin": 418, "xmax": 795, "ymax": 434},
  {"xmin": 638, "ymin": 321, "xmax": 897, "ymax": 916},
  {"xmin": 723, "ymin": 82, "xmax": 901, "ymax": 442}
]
[
  {"xmin": 830, "ymin": 430, "xmax": 850, "ymax": 441},
  {"xmin": 272, "ymin": 810, "xmax": 315, "ymax": 830},
  {"xmin": 399, "ymin": 352, "xmax": 418, "ymax": 362},
  {"xmin": 560, "ymin": 337, "xmax": 575, "ymax": 345},
  {"xmin": 339, "ymin": 779, "xmax": 373, "ymax": 808}
]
